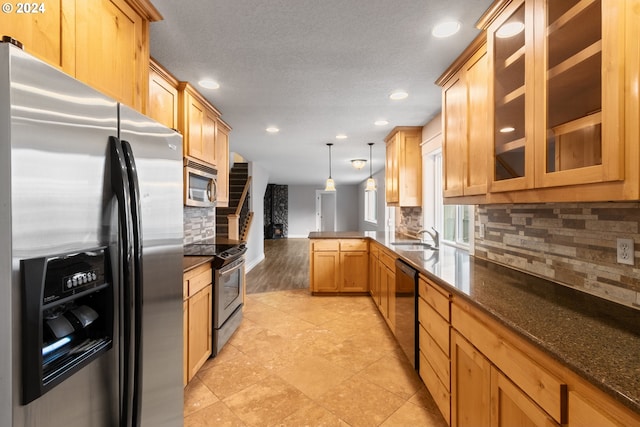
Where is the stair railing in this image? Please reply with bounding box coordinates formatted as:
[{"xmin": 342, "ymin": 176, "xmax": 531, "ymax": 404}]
[{"xmin": 227, "ymin": 176, "xmax": 252, "ymax": 241}]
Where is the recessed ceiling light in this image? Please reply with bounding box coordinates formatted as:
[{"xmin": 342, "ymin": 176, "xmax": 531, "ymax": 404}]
[
  {"xmin": 374, "ymin": 120, "xmax": 389, "ymax": 126},
  {"xmin": 432, "ymin": 21, "xmax": 461, "ymax": 38},
  {"xmin": 266, "ymin": 127, "xmax": 280, "ymax": 133},
  {"xmin": 389, "ymin": 91, "xmax": 408, "ymax": 100},
  {"xmin": 496, "ymin": 22, "xmax": 525, "ymax": 38},
  {"xmin": 198, "ymin": 79, "xmax": 220, "ymax": 89},
  {"xmin": 336, "ymin": 134, "xmax": 348, "ymax": 140},
  {"xmin": 500, "ymin": 126, "xmax": 515, "ymax": 133}
]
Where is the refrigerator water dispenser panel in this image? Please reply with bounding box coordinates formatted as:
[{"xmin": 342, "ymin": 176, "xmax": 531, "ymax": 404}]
[{"xmin": 21, "ymin": 247, "xmax": 114, "ymax": 405}]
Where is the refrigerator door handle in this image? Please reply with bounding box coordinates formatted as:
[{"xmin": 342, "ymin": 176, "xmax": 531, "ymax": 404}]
[
  {"xmin": 109, "ymin": 136, "xmax": 136, "ymax": 427},
  {"xmin": 121, "ymin": 140, "xmax": 143, "ymax": 427}
]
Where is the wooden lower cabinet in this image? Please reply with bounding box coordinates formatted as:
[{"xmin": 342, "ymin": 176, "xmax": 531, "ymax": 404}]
[
  {"xmin": 183, "ymin": 263, "xmax": 213, "ymax": 385},
  {"xmin": 451, "ymin": 330, "xmax": 491, "ymax": 427},
  {"xmin": 309, "ymin": 239, "xmax": 368, "ymax": 294},
  {"xmin": 187, "ymin": 284, "xmax": 212, "ymax": 381},
  {"xmin": 311, "ymin": 250, "xmax": 340, "ymax": 292},
  {"xmin": 491, "ymin": 367, "xmax": 559, "ymax": 427}
]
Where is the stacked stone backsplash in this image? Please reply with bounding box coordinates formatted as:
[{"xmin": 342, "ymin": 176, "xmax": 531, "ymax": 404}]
[
  {"xmin": 183, "ymin": 206, "xmax": 216, "ymax": 244},
  {"xmin": 397, "ymin": 207, "xmax": 423, "ymax": 238},
  {"xmin": 475, "ymin": 203, "xmax": 640, "ymax": 309}
]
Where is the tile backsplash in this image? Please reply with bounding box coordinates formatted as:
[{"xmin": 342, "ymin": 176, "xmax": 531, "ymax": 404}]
[
  {"xmin": 183, "ymin": 206, "xmax": 216, "ymax": 244},
  {"xmin": 397, "ymin": 207, "xmax": 423, "ymax": 238},
  {"xmin": 475, "ymin": 203, "xmax": 640, "ymax": 309}
]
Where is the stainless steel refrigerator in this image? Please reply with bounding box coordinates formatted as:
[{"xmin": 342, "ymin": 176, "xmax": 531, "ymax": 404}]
[{"xmin": 0, "ymin": 42, "xmax": 184, "ymax": 426}]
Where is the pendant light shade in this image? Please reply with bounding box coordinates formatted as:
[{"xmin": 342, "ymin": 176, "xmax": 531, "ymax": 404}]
[
  {"xmin": 365, "ymin": 142, "xmax": 377, "ymax": 192},
  {"xmin": 325, "ymin": 143, "xmax": 336, "ymax": 192}
]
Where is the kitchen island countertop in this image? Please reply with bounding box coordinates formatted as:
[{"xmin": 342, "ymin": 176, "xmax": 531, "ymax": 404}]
[{"xmin": 309, "ymin": 231, "xmax": 640, "ymax": 415}]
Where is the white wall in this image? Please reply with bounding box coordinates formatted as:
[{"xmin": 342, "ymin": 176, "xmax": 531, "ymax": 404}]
[
  {"xmin": 288, "ymin": 184, "xmax": 360, "ymax": 237},
  {"xmin": 358, "ymin": 169, "xmax": 386, "ymax": 232},
  {"xmin": 245, "ymin": 162, "xmax": 269, "ymax": 271},
  {"xmin": 288, "ymin": 185, "xmax": 318, "ymax": 237}
]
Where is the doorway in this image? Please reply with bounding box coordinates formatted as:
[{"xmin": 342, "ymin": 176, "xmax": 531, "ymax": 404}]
[{"xmin": 315, "ymin": 190, "xmax": 336, "ymax": 232}]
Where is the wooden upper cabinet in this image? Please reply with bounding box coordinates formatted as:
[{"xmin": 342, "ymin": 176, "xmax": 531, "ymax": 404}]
[
  {"xmin": 0, "ymin": 0, "xmax": 69, "ymax": 70},
  {"xmin": 488, "ymin": 0, "xmax": 535, "ymax": 193},
  {"xmin": 535, "ymin": 0, "xmax": 624, "ymax": 189},
  {"xmin": 178, "ymin": 83, "xmax": 220, "ymax": 167},
  {"xmin": 441, "ymin": 42, "xmax": 490, "ymax": 199},
  {"xmin": 216, "ymin": 119, "xmax": 231, "ymax": 207},
  {"xmin": 0, "ymin": 0, "xmax": 161, "ymax": 113},
  {"xmin": 385, "ymin": 127, "xmax": 422, "ymax": 207},
  {"xmin": 148, "ymin": 58, "xmax": 179, "ymax": 129},
  {"xmin": 487, "ymin": 0, "xmax": 625, "ymax": 193}
]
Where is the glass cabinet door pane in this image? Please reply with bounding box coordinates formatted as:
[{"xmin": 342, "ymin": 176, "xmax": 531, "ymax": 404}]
[
  {"xmin": 546, "ymin": 0, "xmax": 602, "ymax": 173},
  {"xmin": 493, "ymin": 4, "xmax": 527, "ymax": 181}
]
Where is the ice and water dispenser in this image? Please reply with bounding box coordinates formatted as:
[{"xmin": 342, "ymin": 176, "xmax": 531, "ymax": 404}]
[{"xmin": 21, "ymin": 247, "xmax": 114, "ymax": 404}]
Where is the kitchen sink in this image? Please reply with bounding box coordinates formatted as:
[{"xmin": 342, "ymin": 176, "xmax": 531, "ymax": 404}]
[{"xmin": 390, "ymin": 241, "xmax": 435, "ymax": 251}]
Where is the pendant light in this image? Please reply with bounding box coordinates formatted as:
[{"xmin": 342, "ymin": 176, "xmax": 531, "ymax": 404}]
[
  {"xmin": 324, "ymin": 143, "xmax": 336, "ymax": 192},
  {"xmin": 365, "ymin": 142, "xmax": 377, "ymax": 192}
]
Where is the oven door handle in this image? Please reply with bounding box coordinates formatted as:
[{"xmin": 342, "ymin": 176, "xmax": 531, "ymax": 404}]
[{"xmin": 218, "ymin": 259, "xmax": 245, "ymax": 276}]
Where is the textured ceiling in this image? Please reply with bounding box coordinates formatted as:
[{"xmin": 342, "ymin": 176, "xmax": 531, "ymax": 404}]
[{"xmin": 149, "ymin": 0, "xmax": 493, "ymax": 186}]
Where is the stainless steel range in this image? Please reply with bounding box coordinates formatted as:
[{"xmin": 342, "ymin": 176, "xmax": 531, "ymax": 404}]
[{"xmin": 184, "ymin": 242, "xmax": 247, "ymax": 355}]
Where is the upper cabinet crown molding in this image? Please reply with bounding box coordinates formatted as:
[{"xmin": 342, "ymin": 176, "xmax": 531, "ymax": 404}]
[{"xmin": 125, "ymin": 0, "xmax": 164, "ymax": 21}]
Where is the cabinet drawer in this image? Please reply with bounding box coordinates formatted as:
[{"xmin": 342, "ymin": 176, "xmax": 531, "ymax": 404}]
[
  {"xmin": 419, "ymin": 276, "xmax": 450, "ymax": 321},
  {"xmin": 452, "ymin": 303, "xmax": 566, "ymax": 424},
  {"xmin": 419, "ymin": 297, "xmax": 450, "ymax": 356},
  {"xmin": 420, "ymin": 350, "xmax": 451, "ymax": 425},
  {"xmin": 311, "ymin": 239, "xmax": 339, "ymax": 251},
  {"xmin": 379, "ymin": 249, "xmax": 396, "ymax": 271},
  {"xmin": 369, "ymin": 242, "xmax": 379, "ymax": 258},
  {"xmin": 185, "ymin": 264, "xmax": 212, "ymax": 297},
  {"xmin": 419, "ymin": 324, "xmax": 450, "ymax": 391},
  {"xmin": 340, "ymin": 239, "xmax": 368, "ymax": 252}
]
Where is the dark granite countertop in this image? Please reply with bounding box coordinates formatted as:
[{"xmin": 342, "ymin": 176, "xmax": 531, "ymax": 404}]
[
  {"xmin": 183, "ymin": 256, "xmax": 213, "ymax": 273},
  {"xmin": 309, "ymin": 231, "xmax": 640, "ymax": 414}
]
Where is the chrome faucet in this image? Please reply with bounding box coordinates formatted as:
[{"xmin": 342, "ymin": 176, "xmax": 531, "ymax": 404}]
[{"xmin": 416, "ymin": 227, "xmax": 439, "ymax": 249}]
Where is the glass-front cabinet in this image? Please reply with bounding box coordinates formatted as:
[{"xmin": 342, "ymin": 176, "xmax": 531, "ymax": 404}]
[{"xmin": 488, "ymin": 0, "xmax": 625, "ymax": 192}]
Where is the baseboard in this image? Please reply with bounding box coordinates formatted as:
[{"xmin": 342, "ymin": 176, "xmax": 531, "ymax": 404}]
[
  {"xmin": 245, "ymin": 253, "xmax": 265, "ymax": 273},
  {"xmin": 286, "ymin": 234, "xmax": 311, "ymax": 238}
]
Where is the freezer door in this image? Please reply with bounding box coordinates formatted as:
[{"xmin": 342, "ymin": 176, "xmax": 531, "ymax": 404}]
[
  {"xmin": 2, "ymin": 45, "xmax": 120, "ymax": 426},
  {"xmin": 119, "ymin": 104, "xmax": 184, "ymax": 427}
]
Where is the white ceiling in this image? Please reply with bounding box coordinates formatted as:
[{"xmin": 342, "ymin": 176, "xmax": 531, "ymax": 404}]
[{"xmin": 149, "ymin": 0, "xmax": 493, "ymax": 186}]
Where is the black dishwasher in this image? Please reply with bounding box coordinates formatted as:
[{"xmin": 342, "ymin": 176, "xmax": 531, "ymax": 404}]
[{"xmin": 395, "ymin": 259, "xmax": 419, "ymax": 370}]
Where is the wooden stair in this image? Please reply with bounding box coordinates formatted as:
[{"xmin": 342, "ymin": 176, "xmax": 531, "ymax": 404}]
[{"xmin": 216, "ymin": 162, "xmax": 252, "ymax": 240}]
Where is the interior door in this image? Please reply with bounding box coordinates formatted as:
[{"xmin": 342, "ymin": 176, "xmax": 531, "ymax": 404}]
[{"xmin": 316, "ymin": 190, "xmax": 337, "ymax": 232}]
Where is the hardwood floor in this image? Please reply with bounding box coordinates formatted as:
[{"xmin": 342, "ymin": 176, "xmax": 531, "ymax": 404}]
[{"xmin": 246, "ymin": 238, "xmax": 309, "ymax": 294}]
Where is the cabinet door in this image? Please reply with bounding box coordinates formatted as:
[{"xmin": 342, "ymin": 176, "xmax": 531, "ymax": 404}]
[
  {"xmin": 488, "ymin": 0, "xmax": 535, "ymax": 192},
  {"xmin": 379, "ymin": 262, "xmax": 389, "ymax": 317},
  {"xmin": 398, "ymin": 130, "xmax": 423, "ymax": 206},
  {"xmin": 491, "ymin": 367, "xmax": 559, "ymax": 427},
  {"xmin": 465, "ymin": 49, "xmax": 490, "ymax": 195},
  {"xmin": 184, "ymin": 93, "xmax": 205, "ymax": 161},
  {"xmin": 0, "ymin": 0, "xmax": 70, "ymax": 71},
  {"xmin": 535, "ymin": 0, "xmax": 623, "ymax": 188},
  {"xmin": 369, "ymin": 251, "xmax": 378, "ymax": 299},
  {"xmin": 149, "ymin": 60, "xmax": 179, "ymax": 129},
  {"xmin": 451, "ymin": 331, "xmax": 491, "ymax": 427},
  {"xmin": 340, "ymin": 251, "xmax": 368, "ymax": 292},
  {"xmin": 75, "ymin": 0, "xmax": 146, "ymax": 111},
  {"xmin": 443, "ymin": 72, "xmax": 466, "ymax": 197},
  {"xmin": 187, "ymin": 284, "xmax": 212, "ymax": 381},
  {"xmin": 312, "ymin": 251, "xmax": 339, "ymax": 292},
  {"xmin": 183, "ymin": 300, "xmax": 188, "ymax": 386},
  {"xmin": 215, "ymin": 121, "xmax": 230, "ymax": 207},
  {"xmin": 385, "ymin": 135, "xmax": 399, "ymax": 204},
  {"xmin": 386, "ymin": 267, "xmax": 396, "ymax": 332},
  {"xmin": 203, "ymin": 109, "xmax": 218, "ymax": 166}
]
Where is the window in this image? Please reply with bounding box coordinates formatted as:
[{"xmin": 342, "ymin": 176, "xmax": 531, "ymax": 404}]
[
  {"xmin": 427, "ymin": 150, "xmax": 472, "ymax": 249},
  {"xmin": 364, "ymin": 189, "xmax": 377, "ymax": 223}
]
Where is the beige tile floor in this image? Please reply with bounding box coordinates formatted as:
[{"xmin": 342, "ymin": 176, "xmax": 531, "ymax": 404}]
[{"xmin": 184, "ymin": 289, "xmax": 448, "ymax": 427}]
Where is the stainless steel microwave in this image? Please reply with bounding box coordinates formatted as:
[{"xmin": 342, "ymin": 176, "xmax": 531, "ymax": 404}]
[{"xmin": 184, "ymin": 159, "xmax": 217, "ymax": 207}]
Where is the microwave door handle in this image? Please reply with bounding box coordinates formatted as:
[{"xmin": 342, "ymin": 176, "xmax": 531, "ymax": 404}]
[
  {"xmin": 121, "ymin": 140, "xmax": 143, "ymax": 427},
  {"xmin": 207, "ymin": 178, "xmax": 217, "ymax": 203},
  {"xmin": 109, "ymin": 136, "xmax": 135, "ymax": 427}
]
